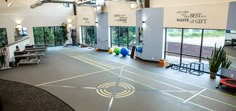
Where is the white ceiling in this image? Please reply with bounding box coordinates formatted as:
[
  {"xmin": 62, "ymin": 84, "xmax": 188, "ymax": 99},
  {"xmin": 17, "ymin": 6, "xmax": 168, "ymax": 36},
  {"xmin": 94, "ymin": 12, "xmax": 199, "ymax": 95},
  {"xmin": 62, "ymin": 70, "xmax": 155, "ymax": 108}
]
[
  {"xmin": 0, "ymin": 0, "xmax": 136, "ymax": 8},
  {"xmin": 0, "ymin": 0, "xmax": 38, "ymax": 8},
  {"xmin": 1, "ymin": 0, "xmax": 236, "ymax": 8}
]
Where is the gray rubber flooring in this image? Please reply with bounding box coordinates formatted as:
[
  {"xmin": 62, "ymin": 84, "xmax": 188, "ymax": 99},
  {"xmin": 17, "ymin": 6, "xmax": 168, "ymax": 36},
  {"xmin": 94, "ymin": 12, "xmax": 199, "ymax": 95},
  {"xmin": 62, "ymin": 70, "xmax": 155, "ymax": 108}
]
[{"xmin": 1, "ymin": 46, "xmax": 236, "ymax": 111}]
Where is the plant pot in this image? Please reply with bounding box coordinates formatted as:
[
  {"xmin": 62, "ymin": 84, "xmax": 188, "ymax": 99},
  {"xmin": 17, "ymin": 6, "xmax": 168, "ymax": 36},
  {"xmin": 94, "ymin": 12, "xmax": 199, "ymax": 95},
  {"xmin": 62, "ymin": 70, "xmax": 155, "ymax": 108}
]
[{"xmin": 210, "ymin": 72, "xmax": 216, "ymax": 79}]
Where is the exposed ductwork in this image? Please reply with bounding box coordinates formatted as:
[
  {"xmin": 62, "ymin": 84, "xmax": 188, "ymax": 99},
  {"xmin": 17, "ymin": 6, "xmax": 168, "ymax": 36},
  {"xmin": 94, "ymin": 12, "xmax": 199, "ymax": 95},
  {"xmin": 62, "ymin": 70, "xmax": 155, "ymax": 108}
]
[
  {"xmin": 30, "ymin": 0, "xmax": 76, "ymax": 9},
  {"xmin": 30, "ymin": 0, "xmax": 96, "ymax": 9}
]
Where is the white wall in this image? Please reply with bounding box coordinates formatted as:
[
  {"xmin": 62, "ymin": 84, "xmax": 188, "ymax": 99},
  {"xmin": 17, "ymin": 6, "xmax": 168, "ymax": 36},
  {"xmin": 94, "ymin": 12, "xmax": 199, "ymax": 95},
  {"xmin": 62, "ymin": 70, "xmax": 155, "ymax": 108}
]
[
  {"xmin": 75, "ymin": 1, "xmax": 137, "ymax": 43},
  {"xmin": 105, "ymin": 1, "xmax": 136, "ymax": 26},
  {"xmin": 0, "ymin": 3, "xmax": 74, "ymax": 44},
  {"xmin": 150, "ymin": 0, "xmax": 233, "ymax": 7}
]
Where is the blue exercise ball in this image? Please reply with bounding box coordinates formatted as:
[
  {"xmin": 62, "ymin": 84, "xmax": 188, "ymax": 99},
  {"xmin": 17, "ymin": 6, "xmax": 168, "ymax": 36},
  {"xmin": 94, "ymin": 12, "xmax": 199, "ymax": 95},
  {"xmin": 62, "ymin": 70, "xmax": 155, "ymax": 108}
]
[
  {"xmin": 136, "ymin": 47, "xmax": 143, "ymax": 53},
  {"xmin": 120, "ymin": 48, "xmax": 129, "ymax": 57}
]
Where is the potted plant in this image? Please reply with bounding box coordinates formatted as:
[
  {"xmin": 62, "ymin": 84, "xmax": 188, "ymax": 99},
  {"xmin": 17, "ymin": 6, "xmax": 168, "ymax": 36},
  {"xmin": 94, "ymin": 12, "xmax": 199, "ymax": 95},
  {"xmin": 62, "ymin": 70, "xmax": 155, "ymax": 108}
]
[
  {"xmin": 220, "ymin": 55, "xmax": 232, "ymax": 78},
  {"xmin": 208, "ymin": 45, "xmax": 225, "ymax": 79},
  {"xmin": 221, "ymin": 56, "xmax": 232, "ymax": 69}
]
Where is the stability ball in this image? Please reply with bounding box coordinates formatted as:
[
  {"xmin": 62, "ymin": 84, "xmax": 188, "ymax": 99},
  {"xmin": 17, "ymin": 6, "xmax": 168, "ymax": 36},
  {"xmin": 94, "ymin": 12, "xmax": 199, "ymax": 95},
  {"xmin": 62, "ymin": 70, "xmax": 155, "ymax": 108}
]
[
  {"xmin": 120, "ymin": 48, "xmax": 129, "ymax": 57},
  {"xmin": 113, "ymin": 48, "xmax": 120, "ymax": 55},
  {"xmin": 108, "ymin": 48, "xmax": 113, "ymax": 54},
  {"xmin": 136, "ymin": 47, "xmax": 143, "ymax": 53}
]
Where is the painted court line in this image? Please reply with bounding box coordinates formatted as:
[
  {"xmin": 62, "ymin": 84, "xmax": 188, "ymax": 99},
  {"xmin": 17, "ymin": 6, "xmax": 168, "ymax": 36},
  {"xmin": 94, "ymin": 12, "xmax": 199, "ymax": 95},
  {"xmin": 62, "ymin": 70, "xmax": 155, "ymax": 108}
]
[
  {"xmin": 41, "ymin": 85, "xmax": 77, "ymax": 88},
  {"xmin": 79, "ymin": 55, "xmax": 116, "ymax": 68},
  {"xmin": 69, "ymin": 54, "xmax": 236, "ymax": 109},
  {"xmin": 107, "ymin": 66, "xmax": 124, "ymax": 111},
  {"xmin": 77, "ymin": 56, "xmax": 115, "ymax": 68},
  {"xmin": 35, "ymin": 66, "xmax": 121, "ymax": 86},
  {"xmin": 106, "ymin": 69, "xmax": 213, "ymax": 111},
  {"xmin": 188, "ymin": 102, "xmax": 214, "ymax": 111},
  {"xmin": 72, "ymin": 56, "xmax": 111, "ymax": 70},
  {"xmin": 124, "ymin": 70, "xmax": 188, "ymax": 91},
  {"xmin": 183, "ymin": 88, "xmax": 207, "ymax": 103},
  {"xmin": 88, "ymin": 54, "xmax": 205, "ymax": 88},
  {"xmin": 124, "ymin": 69, "xmax": 236, "ymax": 108},
  {"xmin": 199, "ymin": 94, "xmax": 236, "ymax": 108},
  {"xmin": 86, "ymin": 54, "xmax": 236, "ymax": 107},
  {"xmin": 162, "ymin": 90, "xmax": 199, "ymax": 93},
  {"xmin": 87, "ymin": 54, "xmax": 236, "ymax": 99},
  {"xmin": 118, "ymin": 74, "xmax": 213, "ymax": 111}
]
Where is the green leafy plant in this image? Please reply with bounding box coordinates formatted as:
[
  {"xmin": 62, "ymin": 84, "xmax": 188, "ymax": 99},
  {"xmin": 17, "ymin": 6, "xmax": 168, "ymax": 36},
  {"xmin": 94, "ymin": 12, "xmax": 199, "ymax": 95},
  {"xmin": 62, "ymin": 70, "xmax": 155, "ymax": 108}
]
[
  {"xmin": 0, "ymin": 28, "xmax": 8, "ymax": 44},
  {"xmin": 208, "ymin": 44, "xmax": 232, "ymax": 79},
  {"xmin": 207, "ymin": 45, "xmax": 225, "ymax": 73},
  {"xmin": 222, "ymin": 56, "xmax": 232, "ymax": 69},
  {"xmin": 61, "ymin": 23, "xmax": 68, "ymax": 41}
]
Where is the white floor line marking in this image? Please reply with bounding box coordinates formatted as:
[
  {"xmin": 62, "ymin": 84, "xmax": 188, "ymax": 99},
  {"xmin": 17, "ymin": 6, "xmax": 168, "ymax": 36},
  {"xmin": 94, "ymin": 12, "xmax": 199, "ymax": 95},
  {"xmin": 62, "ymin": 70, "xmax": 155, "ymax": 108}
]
[
  {"xmin": 199, "ymin": 94, "xmax": 236, "ymax": 108},
  {"xmin": 183, "ymin": 88, "xmax": 207, "ymax": 103},
  {"xmin": 107, "ymin": 66, "xmax": 124, "ymax": 111},
  {"xmin": 41, "ymin": 85, "xmax": 77, "ymax": 88},
  {"xmin": 124, "ymin": 70, "xmax": 187, "ymax": 91},
  {"xmin": 82, "ymin": 87, "xmax": 97, "ymax": 90},
  {"xmin": 188, "ymin": 101, "xmax": 214, "ymax": 111},
  {"xmin": 162, "ymin": 90, "xmax": 199, "ymax": 93},
  {"xmin": 35, "ymin": 66, "xmax": 121, "ymax": 86}
]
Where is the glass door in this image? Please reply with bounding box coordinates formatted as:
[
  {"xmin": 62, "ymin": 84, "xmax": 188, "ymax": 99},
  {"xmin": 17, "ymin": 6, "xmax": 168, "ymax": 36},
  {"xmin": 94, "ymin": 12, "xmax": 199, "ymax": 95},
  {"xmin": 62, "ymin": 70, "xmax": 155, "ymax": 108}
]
[
  {"xmin": 110, "ymin": 26, "xmax": 119, "ymax": 47},
  {"xmin": 110, "ymin": 26, "xmax": 136, "ymax": 49},
  {"xmin": 81, "ymin": 26, "xmax": 97, "ymax": 47},
  {"xmin": 33, "ymin": 26, "xmax": 67, "ymax": 46}
]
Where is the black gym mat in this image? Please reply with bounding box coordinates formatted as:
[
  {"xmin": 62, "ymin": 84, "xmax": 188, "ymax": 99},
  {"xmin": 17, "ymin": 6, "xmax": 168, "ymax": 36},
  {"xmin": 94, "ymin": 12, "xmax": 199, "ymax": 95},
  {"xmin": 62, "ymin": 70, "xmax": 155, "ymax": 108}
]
[{"xmin": 0, "ymin": 79, "xmax": 75, "ymax": 111}]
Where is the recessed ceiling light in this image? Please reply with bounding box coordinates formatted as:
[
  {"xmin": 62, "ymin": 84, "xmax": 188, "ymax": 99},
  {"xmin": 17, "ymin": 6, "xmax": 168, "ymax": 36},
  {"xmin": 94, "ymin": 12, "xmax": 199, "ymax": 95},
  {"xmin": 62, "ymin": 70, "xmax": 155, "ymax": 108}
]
[{"xmin": 8, "ymin": 2, "xmax": 13, "ymax": 7}]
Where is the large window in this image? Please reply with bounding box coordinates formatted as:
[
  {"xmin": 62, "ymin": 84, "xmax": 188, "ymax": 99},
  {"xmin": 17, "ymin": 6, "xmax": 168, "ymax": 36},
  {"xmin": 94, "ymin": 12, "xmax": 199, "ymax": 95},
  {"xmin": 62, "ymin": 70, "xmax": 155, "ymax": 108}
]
[
  {"xmin": 33, "ymin": 26, "xmax": 66, "ymax": 46},
  {"xmin": 165, "ymin": 28, "xmax": 181, "ymax": 64},
  {"xmin": 0, "ymin": 28, "xmax": 8, "ymax": 44},
  {"xmin": 165, "ymin": 28, "xmax": 225, "ymax": 73},
  {"xmin": 81, "ymin": 26, "xmax": 97, "ymax": 47},
  {"xmin": 223, "ymin": 30, "xmax": 236, "ymax": 71},
  {"xmin": 110, "ymin": 26, "xmax": 136, "ymax": 49}
]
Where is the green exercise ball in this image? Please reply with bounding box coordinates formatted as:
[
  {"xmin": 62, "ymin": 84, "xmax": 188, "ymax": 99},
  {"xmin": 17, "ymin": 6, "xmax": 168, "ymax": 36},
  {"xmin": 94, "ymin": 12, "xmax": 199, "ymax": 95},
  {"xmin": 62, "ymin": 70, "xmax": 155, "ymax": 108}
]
[{"xmin": 113, "ymin": 48, "xmax": 120, "ymax": 55}]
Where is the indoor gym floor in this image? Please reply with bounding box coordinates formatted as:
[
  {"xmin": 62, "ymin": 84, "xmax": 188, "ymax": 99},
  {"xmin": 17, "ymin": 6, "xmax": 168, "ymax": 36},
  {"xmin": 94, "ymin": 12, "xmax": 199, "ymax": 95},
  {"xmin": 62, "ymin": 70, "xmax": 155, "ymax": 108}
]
[{"xmin": 0, "ymin": 47, "xmax": 236, "ymax": 111}]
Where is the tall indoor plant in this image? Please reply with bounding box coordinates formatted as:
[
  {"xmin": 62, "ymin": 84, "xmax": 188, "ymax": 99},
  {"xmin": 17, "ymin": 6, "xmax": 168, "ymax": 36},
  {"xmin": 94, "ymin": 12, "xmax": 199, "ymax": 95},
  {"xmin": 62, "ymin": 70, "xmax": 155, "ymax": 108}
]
[
  {"xmin": 208, "ymin": 45, "xmax": 225, "ymax": 79},
  {"xmin": 221, "ymin": 56, "xmax": 232, "ymax": 69}
]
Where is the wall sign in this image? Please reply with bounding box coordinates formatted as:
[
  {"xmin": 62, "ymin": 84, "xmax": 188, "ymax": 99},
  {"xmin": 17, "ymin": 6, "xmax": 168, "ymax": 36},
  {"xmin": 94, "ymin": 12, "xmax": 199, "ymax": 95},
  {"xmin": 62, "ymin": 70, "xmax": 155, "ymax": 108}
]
[
  {"xmin": 164, "ymin": 3, "xmax": 229, "ymax": 29},
  {"xmin": 108, "ymin": 11, "xmax": 136, "ymax": 26},
  {"xmin": 176, "ymin": 11, "xmax": 207, "ymax": 24},
  {"xmin": 78, "ymin": 14, "xmax": 95, "ymax": 26},
  {"xmin": 82, "ymin": 17, "xmax": 90, "ymax": 24},
  {"xmin": 114, "ymin": 14, "xmax": 128, "ymax": 23}
]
